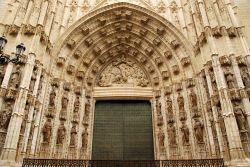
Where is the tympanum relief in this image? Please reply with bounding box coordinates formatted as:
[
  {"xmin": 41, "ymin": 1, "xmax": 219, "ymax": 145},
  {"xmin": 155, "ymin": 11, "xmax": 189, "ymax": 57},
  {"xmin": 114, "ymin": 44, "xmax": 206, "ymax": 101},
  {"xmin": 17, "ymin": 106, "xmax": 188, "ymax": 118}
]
[{"xmin": 97, "ymin": 56, "xmax": 149, "ymax": 87}]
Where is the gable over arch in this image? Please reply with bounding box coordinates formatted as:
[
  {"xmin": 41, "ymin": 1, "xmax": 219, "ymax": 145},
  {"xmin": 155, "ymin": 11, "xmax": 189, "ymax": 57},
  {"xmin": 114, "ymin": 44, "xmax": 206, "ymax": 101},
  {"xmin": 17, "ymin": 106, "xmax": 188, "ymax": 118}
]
[{"xmin": 51, "ymin": 2, "xmax": 197, "ymax": 89}]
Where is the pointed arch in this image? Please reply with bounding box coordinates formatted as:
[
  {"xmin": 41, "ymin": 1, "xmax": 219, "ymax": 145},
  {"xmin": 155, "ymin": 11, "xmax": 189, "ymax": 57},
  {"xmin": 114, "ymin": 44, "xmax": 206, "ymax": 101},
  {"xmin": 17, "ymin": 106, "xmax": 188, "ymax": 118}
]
[{"xmin": 51, "ymin": 2, "xmax": 196, "ymax": 89}]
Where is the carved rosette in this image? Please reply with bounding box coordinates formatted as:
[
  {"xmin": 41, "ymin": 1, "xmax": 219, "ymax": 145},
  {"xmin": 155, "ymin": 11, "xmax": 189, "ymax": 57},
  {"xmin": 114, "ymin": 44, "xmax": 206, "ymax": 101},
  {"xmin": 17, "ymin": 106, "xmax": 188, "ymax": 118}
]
[{"xmin": 97, "ymin": 56, "xmax": 150, "ymax": 87}]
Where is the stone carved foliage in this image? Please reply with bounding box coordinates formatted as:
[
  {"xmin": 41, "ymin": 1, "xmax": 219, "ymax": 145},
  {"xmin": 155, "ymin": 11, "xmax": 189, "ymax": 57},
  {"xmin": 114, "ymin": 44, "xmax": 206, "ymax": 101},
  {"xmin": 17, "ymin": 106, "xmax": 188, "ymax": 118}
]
[{"xmin": 97, "ymin": 56, "xmax": 149, "ymax": 87}]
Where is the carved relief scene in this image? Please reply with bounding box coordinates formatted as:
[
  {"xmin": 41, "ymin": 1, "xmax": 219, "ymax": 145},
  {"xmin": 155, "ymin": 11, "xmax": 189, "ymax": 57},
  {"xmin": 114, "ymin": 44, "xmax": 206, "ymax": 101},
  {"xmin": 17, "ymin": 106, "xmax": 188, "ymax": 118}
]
[{"xmin": 97, "ymin": 55, "xmax": 149, "ymax": 87}]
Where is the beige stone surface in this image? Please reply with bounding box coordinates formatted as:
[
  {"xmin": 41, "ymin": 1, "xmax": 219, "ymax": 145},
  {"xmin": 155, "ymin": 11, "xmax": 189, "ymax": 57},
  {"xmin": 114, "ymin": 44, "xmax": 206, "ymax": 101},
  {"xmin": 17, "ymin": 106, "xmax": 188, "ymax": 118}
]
[{"xmin": 0, "ymin": 0, "xmax": 249, "ymax": 166}]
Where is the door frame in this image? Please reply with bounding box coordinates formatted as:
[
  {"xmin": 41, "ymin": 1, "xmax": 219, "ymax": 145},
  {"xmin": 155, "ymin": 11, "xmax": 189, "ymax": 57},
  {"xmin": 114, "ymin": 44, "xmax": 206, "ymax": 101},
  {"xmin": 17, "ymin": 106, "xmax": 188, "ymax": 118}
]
[{"xmin": 89, "ymin": 87, "xmax": 157, "ymax": 160}]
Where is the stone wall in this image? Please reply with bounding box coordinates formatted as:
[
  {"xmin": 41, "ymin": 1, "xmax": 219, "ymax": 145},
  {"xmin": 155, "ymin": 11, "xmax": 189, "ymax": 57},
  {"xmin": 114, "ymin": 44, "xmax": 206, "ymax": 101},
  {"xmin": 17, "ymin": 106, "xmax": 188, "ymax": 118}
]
[{"xmin": 235, "ymin": 0, "xmax": 250, "ymax": 46}]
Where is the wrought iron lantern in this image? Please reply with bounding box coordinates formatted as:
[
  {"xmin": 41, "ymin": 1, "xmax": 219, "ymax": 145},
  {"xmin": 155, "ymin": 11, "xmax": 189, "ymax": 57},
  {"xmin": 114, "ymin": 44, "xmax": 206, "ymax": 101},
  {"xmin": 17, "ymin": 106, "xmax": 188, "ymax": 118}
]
[{"xmin": 0, "ymin": 36, "xmax": 26, "ymax": 65}]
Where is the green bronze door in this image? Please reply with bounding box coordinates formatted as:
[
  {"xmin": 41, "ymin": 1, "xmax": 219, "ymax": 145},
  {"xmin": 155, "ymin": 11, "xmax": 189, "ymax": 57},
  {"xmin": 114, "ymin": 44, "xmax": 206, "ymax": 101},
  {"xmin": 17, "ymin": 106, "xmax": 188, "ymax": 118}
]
[{"xmin": 92, "ymin": 100, "xmax": 154, "ymax": 160}]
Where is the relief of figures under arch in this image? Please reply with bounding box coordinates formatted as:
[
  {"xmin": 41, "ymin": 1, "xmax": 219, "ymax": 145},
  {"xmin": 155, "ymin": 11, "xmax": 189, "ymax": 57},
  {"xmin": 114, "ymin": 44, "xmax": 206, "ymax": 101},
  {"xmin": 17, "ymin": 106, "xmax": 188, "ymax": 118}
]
[{"xmin": 97, "ymin": 56, "xmax": 150, "ymax": 87}]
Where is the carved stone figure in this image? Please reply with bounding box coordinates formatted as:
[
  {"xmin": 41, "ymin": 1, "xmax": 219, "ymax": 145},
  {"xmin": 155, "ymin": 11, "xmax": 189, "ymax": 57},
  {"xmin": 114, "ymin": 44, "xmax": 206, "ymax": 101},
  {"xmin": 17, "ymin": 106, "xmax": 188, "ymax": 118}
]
[
  {"xmin": 241, "ymin": 68, "xmax": 250, "ymax": 88},
  {"xmin": 189, "ymin": 89, "xmax": 197, "ymax": 108},
  {"xmin": 194, "ymin": 119, "xmax": 204, "ymax": 143},
  {"xmin": 157, "ymin": 130, "xmax": 165, "ymax": 147},
  {"xmin": 61, "ymin": 93, "xmax": 69, "ymax": 109},
  {"xmin": 177, "ymin": 92, "xmax": 184, "ymax": 112},
  {"xmin": 224, "ymin": 67, "xmax": 235, "ymax": 89},
  {"xmin": 0, "ymin": 65, "xmax": 5, "ymax": 84},
  {"xmin": 0, "ymin": 102, "xmax": 12, "ymax": 130},
  {"xmin": 57, "ymin": 122, "xmax": 66, "ymax": 144},
  {"xmin": 156, "ymin": 100, "xmax": 161, "ymax": 115},
  {"xmin": 70, "ymin": 125, "xmax": 77, "ymax": 146},
  {"xmin": 168, "ymin": 123, "xmax": 177, "ymax": 145},
  {"xmin": 49, "ymin": 88, "xmax": 56, "ymax": 106},
  {"xmin": 82, "ymin": 129, "xmax": 88, "ymax": 149},
  {"xmin": 9, "ymin": 64, "xmax": 21, "ymax": 89},
  {"xmin": 180, "ymin": 123, "xmax": 189, "ymax": 145},
  {"xmin": 209, "ymin": 69, "xmax": 217, "ymax": 93},
  {"xmin": 74, "ymin": 96, "xmax": 80, "ymax": 113},
  {"xmin": 234, "ymin": 107, "xmax": 247, "ymax": 131},
  {"xmin": 98, "ymin": 56, "xmax": 149, "ymax": 87},
  {"xmin": 37, "ymin": 75, "xmax": 43, "ymax": 95},
  {"xmin": 42, "ymin": 119, "xmax": 52, "ymax": 143},
  {"xmin": 166, "ymin": 98, "xmax": 173, "ymax": 114},
  {"xmin": 29, "ymin": 68, "xmax": 37, "ymax": 91}
]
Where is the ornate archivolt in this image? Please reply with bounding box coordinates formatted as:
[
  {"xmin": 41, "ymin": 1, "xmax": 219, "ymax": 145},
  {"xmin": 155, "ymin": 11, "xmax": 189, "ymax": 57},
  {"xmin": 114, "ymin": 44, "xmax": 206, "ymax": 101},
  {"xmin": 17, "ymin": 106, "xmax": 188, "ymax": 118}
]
[{"xmin": 52, "ymin": 2, "xmax": 195, "ymax": 89}]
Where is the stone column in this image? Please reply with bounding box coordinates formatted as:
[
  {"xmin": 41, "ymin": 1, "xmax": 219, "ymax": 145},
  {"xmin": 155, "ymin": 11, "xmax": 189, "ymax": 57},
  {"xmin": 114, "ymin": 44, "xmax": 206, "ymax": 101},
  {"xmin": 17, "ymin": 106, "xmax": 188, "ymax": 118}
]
[
  {"xmin": 38, "ymin": 0, "xmax": 49, "ymax": 26},
  {"xmin": 1, "ymin": 53, "xmax": 36, "ymax": 161},
  {"xmin": 231, "ymin": 55, "xmax": 250, "ymax": 128},
  {"xmin": 197, "ymin": 74, "xmax": 217, "ymax": 158},
  {"xmin": 21, "ymin": 65, "xmax": 43, "ymax": 154},
  {"xmin": 29, "ymin": 71, "xmax": 48, "ymax": 157},
  {"xmin": 204, "ymin": 66, "xmax": 225, "ymax": 158},
  {"xmin": 211, "ymin": 54, "xmax": 245, "ymax": 160}
]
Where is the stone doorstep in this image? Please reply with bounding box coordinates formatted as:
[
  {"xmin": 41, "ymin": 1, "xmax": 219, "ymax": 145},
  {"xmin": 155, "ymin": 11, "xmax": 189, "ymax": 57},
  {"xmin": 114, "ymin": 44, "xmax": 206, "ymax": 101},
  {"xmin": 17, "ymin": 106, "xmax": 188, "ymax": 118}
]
[
  {"xmin": 227, "ymin": 159, "xmax": 250, "ymax": 167},
  {"xmin": 0, "ymin": 160, "xmax": 20, "ymax": 167}
]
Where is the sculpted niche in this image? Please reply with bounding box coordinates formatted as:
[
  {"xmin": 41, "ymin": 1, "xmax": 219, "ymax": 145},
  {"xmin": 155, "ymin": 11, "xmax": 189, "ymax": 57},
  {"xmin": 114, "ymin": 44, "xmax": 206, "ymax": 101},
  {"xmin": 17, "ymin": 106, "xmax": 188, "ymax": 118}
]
[{"xmin": 97, "ymin": 55, "xmax": 149, "ymax": 87}]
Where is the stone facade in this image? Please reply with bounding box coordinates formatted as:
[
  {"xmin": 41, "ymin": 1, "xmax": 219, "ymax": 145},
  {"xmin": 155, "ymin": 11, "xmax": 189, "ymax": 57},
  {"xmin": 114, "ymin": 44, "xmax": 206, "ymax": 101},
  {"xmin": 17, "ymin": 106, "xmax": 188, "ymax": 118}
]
[{"xmin": 0, "ymin": 0, "xmax": 250, "ymax": 166}]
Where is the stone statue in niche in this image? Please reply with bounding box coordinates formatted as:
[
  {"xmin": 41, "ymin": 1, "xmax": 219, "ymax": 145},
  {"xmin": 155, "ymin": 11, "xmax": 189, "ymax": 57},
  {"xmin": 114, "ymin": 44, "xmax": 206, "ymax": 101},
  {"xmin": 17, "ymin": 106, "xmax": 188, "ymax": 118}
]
[
  {"xmin": 9, "ymin": 64, "xmax": 21, "ymax": 89},
  {"xmin": 61, "ymin": 93, "xmax": 69, "ymax": 109},
  {"xmin": 74, "ymin": 96, "xmax": 80, "ymax": 113},
  {"xmin": 189, "ymin": 89, "xmax": 197, "ymax": 108},
  {"xmin": 234, "ymin": 107, "xmax": 247, "ymax": 131},
  {"xmin": 224, "ymin": 67, "xmax": 235, "ymax": 89},
  {"xmin": 70, "ymin": 124, "xmax": 77, "ymax": 146},
  {"xmin": 0, "ymin": 65, "xmax": 6, "ymax": 85},
  {"xmin": 29, "ymin": 67, "xmax": 37, "ymax": 92},
  {"xmin": 157, "ymin": 129, "xmax": 165, "ymax": 148},
  {"xmin": 193, "ymin": 119, "xmax": 204, "ymax": 144},
  {"xmin": 180, "ymin": 122, "xmax": 189, "ymax": 145},
  {"xmin": 49, "ymin": 88, "xmax": 56, "ymax": 106},
  {"xmin": 156, "ymin": 100, "xmax": 162, "ymax": 115},
  {"xmin": 82, "ymin": 129, "xmax": 88, "ymax": 149},
  {"xmin": 168, "ymin": 123, "xmax": 177, "ymax": 146},
  {"xmin": 209, "ymin": 69, "xmax": 217, "ymax": 93},
  {"xmin": 83, "ymin": 100, "xmax": 90, "ymax": 123},
  {"xmin": 0, "ymin": 101, "xmax": 12, "ymax": 130},
  {"xmin": 241, "ymin": 68, "xmax": 250, "ymax": 88},
  {"xmin": 98, "ymin": 55, "xmax": 149, "ymax": 87},
  {"xmin": 37, "ymin": 75, "xmax": 43, "ymax": 96},
  {"xmin": 20, "ymin": 104, "xmax": 29, "ymax": 134},
  {"xmin": 177, "ymin": 92, "xmax": 184, "ymax": 112},
  {"xmin": 166, "ymin": 97, "xmax": 173, "ymax": 114},
  {"xmin": 217, "ymin": 106, "xmax": 226, "ymax": 134},
  {"xmin": 42, "ymin": 119, "xmax": 52, "ymax": 143},
  {"xmin": 57, "ymin": 122, "xmax": 66, "ymax": 145}
]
